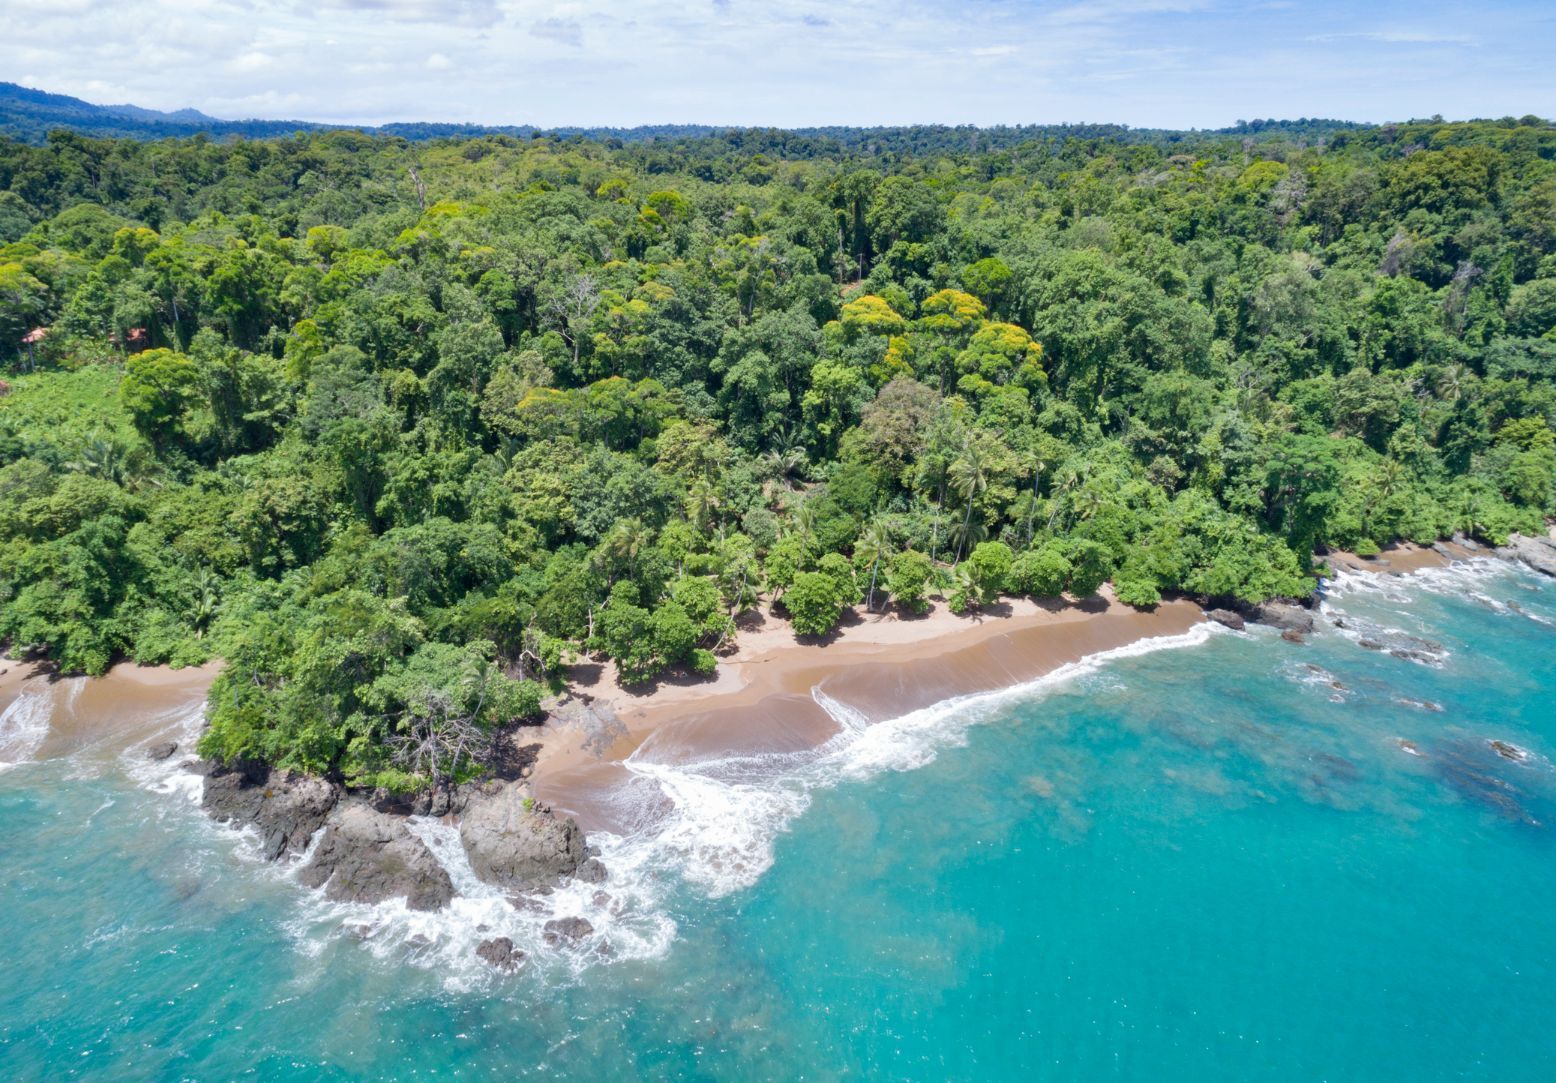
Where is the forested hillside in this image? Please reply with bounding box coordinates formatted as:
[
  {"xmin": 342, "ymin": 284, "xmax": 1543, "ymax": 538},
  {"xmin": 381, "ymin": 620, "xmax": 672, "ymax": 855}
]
[{"xmin": 2, "ymin": 117, "xmax": 1554, "ymax": 791}]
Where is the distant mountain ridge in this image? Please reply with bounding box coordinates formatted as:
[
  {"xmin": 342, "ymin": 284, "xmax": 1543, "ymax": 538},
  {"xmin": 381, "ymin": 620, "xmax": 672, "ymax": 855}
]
[{"xmin": 0, "ymin": 80, "xmax": 1367, "ymax": 148}]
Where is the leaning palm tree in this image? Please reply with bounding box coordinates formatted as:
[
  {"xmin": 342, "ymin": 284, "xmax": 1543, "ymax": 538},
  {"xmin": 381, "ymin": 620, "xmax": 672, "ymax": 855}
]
[
  {"xmin": 948, "ymin": 438, "xmax": 989, "ymax": 563},
  {"xmin": 854, "ymin": 514, "xmax": 894, "ymax": 611}
]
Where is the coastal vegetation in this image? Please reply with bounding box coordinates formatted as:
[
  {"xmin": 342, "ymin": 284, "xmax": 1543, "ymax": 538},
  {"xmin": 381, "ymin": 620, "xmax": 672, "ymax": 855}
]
[{"xmin": 2, "ymin": 116, "xmax": 1555, "ymax": 790}]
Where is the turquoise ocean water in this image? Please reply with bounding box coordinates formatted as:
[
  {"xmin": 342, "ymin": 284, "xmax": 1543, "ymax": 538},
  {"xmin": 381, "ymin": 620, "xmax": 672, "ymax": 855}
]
[{"xmin": 2, "ymin": 558, "xmax": 1555, "ymax": 1081}]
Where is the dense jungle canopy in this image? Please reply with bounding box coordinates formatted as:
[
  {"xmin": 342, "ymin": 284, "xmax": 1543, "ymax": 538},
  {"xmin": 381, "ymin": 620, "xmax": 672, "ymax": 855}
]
[{"xmin": 2, "ymin": 115, "xmax": 1554, "ymax": 788}]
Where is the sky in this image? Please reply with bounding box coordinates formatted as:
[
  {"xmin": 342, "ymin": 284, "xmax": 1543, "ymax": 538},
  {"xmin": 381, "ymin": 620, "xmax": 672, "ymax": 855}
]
[{"xmin": 2, "ymin": 0, "xmax": 1554, "ymax": 129}]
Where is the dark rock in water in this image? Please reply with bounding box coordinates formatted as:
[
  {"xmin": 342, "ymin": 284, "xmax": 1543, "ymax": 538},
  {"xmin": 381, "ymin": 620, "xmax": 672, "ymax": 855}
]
[
  {"xmin": 1348, "ymin": 622, "xmax": 1442, "ymax": 664},
  {"xmin": 1206, "ymin": 608, "xmax": 1245, "ymax": 631},
  {"xmin": 1395, "ymin": 697, "xmax": 1444, "ymax": 713},
  {"xmin": 1489, "ymin": 740, "xmax": 1532, "ymax": 764},
  {"xmin": 1280, "ymin": 630, "xmax": 1306, "ymax": 644},
  {"xmin": 202, "ymin": 761, "xmax": 339, "ymax": 861},
  {"xmin": 146, "ymin": 741, "xmax": 178, "ymax": 762},
  {"xmin": 460, "ymin": 783, "xmax": 587, "ymax": 892},
  {"xmin": 1432, "ymin": 741, "xmax": 1541, "ymax": 827},
  {"xmin": 574, "ymin": 857, "xmax": 608, "ymax": 884},
  {"xmin": 542, "ymin": 917, "xmax": 594, "ymax": 946},
  {"xmin": 1255, "ymin": 602, "xmax": 1315, "ymax": 634},
  {"xmin": 476, "ymin": 936, "xmax": 524, "ymax": 972},
  {"xmin": 1397, "ymin": 738, "xmax": 1422, "ymax": 756},
  {"xmin": 1312, "ymin": 751, "xmax": 1361, "ymax": 783},
  {"xmin": 299, "ymin": 804, "xmax": 454, "ymax": 911}
]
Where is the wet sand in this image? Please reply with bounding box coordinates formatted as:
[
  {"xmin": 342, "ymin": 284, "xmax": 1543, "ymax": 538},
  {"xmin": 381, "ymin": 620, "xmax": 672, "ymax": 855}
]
[
  {"xmin": 532, "ymin": 594, "xmax": 1207, "ymax": 833},
  {"xmin": 1325, "ymin": 542, "xmax": 1464, "ymax": 576},
  {"xmin": 0, "ymin": 659, "xmax": 218, "ymax": 766}
]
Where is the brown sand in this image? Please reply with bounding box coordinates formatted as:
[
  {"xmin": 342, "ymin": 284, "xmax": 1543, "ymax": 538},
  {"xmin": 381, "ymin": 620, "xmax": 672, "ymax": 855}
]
[
  {"xmin": 531, "ymin": 593, "xmax": 1206, "ymax": 833},
  {"xmin": 0, "ymin": 658, "xmax": 219, "ymax": 765},
  {"xmin": 1324, "ymin": 542, "xmax": 1460, "ymax": 576}
]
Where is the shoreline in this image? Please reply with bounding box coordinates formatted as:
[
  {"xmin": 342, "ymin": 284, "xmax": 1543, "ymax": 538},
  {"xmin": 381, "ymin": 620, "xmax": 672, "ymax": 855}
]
[
  {"xmin": 0, "ymin": 536, "xmax": 1486, "ymax": 791},
  {"xmin": 531, "ymin": 591, "xmax": 1208, "ymax": 832},
  {"xmin": 528, "ymin": 539, "xmax": 1481, "ymax": 831}
]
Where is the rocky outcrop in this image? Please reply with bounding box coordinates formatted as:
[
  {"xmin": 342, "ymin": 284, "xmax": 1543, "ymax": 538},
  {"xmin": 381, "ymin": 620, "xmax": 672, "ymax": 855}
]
[
  {"xmin": 460, "ymin": 783, "xmax": 591, "ymax": 892},
  {"xmin": 298, "ymin": 804, "xmax": 454, "ymax": 911},
  {"xmin": 542, "ymin": 916, "xmax": 594, "ymax": 946},
  {"xmin": 1252, "ymin": 601, "xmax": 1315, "ymax": 634},
  {"xmin": 201, "ymin": 765, "xmax": 601, "ymax": 918},
  {"xmin": 1498, "ymin": 533, "xmax": 1556, "ymax": 578},
  {"xmin": 147, "ymin": 741, "xmax": 179, "ymax": 762},
  {"xmin": 1206, "ymin": 609, "xmax": 1245, "ymax": 631},
  {"xmin": 202, "ymin": 761, "xmax": 340, "ymax": 861},
  {"xmin": 476, "ymin": 936, "xmax": 524, "ymax": 972}
]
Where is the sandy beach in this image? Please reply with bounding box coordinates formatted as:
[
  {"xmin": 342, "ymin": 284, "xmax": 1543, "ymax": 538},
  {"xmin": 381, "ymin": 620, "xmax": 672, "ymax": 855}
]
[
  {"xmin": 0, "ymin": 659, "xmax": 220, "ymax": 766},
  {"xmin": 1323, "ymin": 541, "xmax": 1467, "ymax": 576},
  {"xmin": 531, "ymin": 592, "xmax": 1208, "ymax": 832}
]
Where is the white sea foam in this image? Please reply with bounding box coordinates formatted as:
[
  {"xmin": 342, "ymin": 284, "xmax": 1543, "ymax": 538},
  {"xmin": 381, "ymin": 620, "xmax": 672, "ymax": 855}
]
[
  {"xmin": 0, "ymin": 689, "xmax": 53, "ymax": 770},
  {"xmin": 1323, "ymin": 556, "xmax": 1554, "ymax": 655},
  {"xmin": 578, "ymin": 621, "xmax": 1227, "ymax": 946},
  {"xmin": 124, "ymin": 620, "xmax": 1224, "ymax": 985},
  {"xmin": 1322, "ymin": 557, "xmax": 1518, "ymax": 606},
  {"xmin": 121, "ymin": 702, "xmax": 210, "ymax": 805}
]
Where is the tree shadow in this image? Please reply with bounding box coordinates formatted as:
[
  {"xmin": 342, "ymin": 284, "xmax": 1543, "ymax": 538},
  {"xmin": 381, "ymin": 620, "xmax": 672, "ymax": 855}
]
[
  {"xmin": 566, "ymin": 660, "xmax": 605, "ymax": 687},
  {"xmin": 489, "ymin": 736, "xmax": 541, "ymax": 782}
]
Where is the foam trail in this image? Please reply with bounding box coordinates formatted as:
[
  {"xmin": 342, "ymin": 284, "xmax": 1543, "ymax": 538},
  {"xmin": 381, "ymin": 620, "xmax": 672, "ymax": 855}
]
[
  {"xmin": 811, "ymin": 687, "xmax": 870, "ymax": 735},
  {"xmin": 606, "ymin": 621, "xmax": 1224, "ymax": 911},
  {"xmin": 0, "ymin": 688, "xmax": 54, "ymax": 770},
  {"xmin": 125, "ymin": 619, "xmax": 1224, "ymax": 984}
]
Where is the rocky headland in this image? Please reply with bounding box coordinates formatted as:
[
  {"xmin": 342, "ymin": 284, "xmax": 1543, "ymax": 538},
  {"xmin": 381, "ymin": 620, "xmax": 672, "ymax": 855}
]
[{"xmin": 198, "ymin": 759, "xmax": 601, "ymax": 926}]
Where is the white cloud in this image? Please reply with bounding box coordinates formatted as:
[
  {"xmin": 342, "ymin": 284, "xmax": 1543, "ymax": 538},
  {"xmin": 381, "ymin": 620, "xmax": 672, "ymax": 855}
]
[
  {"xmin": 227, "ymin": 50, "xmax": 277, "ymax": 73},
  {"xmin": 425, "ymin": 51, "xmax": 453, "ymax": 69}
]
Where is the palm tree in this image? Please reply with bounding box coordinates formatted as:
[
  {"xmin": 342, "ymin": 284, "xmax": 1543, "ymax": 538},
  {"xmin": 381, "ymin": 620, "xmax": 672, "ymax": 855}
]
[
  {"xmin": 854, "ymin": 514, "xmax": 893, "ymax": 611},
  {"xmin": 67, "ymin": 435, "xmax": 130, "ymax": 485},
  {"xmin": 189, "ymin": 568, "xmax": 221, "ymax": 637},
  {"xmin": 597, "ymin": 517, "xmax": 649, "ymax": 585},
  {"xmin": 949, "ymin": 438, "xmax": 989, "ymax": 563},
  {"xmin": 947, "ymin": 517, "xmax": 988, "ymax": 563},
  {"xmin": 765, "ymin": 425, "xmax": 809, "ymax": 491},
  {"xmin": 788, "ymin": 499, "xmax": 818, "ymax": 544},
  {"xmin": 1436, "ymin": 362, "xmax": 1473, "ymax": 404},
  {"xmin": 1020, "ymin": 452, "xmax": 1049, "ymax": 545},
  {"xmin": 1047, "ymin": 465, "xmax": 1084, "ymax": 529},
  {"xmin": 1072, "ymin": 486, "xmax": 1105, "ymax": 524}
]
